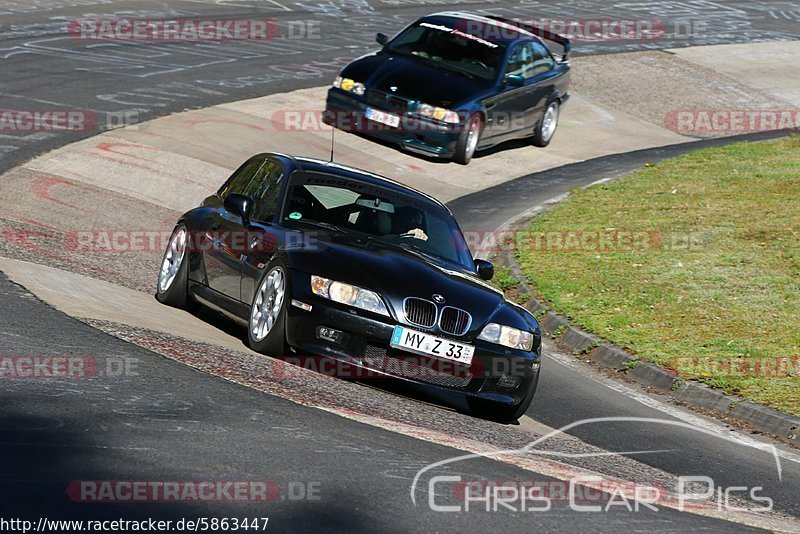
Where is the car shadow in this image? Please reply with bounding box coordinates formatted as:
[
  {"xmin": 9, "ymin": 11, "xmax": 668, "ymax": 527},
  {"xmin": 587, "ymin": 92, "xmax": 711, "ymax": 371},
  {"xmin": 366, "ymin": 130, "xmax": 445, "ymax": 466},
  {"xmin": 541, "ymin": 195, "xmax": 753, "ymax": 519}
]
[
  {"xmin": 0, "ymin": 380, "xmax": 380, "ymax": 530},
  {"xmin": 473, "ymin": 137, "xmax": 533, "ymax": 160},
  {"xmin": 341, "ymin": 130, "xmax": 535, "ymax": 166}
]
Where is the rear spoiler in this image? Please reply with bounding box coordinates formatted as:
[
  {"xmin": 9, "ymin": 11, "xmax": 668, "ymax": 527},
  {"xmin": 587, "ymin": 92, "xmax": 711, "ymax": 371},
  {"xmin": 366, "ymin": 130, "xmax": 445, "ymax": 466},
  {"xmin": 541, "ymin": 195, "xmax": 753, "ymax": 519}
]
[{"xmin": 486, "ymin": 15, "xmax": 571, "ymax": 62}]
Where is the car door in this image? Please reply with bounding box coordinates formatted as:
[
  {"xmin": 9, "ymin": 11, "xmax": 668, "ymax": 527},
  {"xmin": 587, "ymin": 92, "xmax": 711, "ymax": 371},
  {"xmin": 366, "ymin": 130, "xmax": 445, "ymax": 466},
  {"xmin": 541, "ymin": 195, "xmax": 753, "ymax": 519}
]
[
  {"xmin": 204, "ymin": 156, "xmax": 266, "ymax": 300},
  {"xmin": 481, "ymin": 41, "xmax": 543, "ymax": 143},
  {"xmin": 525, "ymin": 40, "xmax": 560, "ymax": 129},
  {"xmin": 240, "ymin": 157, "xmax": 286, "ymax": 305}
]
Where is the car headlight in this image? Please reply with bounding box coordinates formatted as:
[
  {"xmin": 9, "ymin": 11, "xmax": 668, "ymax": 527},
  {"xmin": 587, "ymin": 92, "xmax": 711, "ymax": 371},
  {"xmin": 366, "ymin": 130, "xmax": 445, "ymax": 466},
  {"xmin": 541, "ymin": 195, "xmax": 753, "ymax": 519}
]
[
  {"xmin": 310, "ymin": 275, "xmax": 389, "ymax": 316},
  {"xmin": 333, "ymin": 76, "xmax": 366, "ymax": 96},
  {"xmin": 414, "ymin": 102, "xmax": 460, "ymax": 124},
  {"xmin": 477, "ymin": 323, "xmax": 534, "ymax": 351}
]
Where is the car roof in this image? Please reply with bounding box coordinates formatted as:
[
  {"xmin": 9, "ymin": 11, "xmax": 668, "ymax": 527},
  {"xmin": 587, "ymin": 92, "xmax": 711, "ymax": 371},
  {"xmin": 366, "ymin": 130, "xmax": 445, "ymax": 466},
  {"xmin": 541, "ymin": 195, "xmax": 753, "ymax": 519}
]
[
  {"xmin": 420, "ymin": 11, "xmax": 542, "ymax": 45},
  {"xmin": 270, "ymin": 153, "xmax": 450, "ymax": 211}
]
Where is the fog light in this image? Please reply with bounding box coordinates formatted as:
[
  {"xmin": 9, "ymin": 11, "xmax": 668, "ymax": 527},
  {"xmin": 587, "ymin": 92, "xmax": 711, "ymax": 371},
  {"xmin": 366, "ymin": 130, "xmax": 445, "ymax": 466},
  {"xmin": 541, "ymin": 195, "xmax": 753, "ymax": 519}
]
[
  {"xmin": 317, "ymin": 326, "xmax": 343, "ymax": 344},
  {"xmin": 497, "ymin": 374, "xmax": 522, "ymax": 389}
]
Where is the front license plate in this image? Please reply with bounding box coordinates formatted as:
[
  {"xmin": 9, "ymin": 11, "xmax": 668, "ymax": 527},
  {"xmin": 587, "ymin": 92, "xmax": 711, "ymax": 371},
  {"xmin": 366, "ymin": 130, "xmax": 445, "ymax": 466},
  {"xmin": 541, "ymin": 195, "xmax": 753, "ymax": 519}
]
[
  {"xmin": 365, "ymin": 107, "xmax": 400, "ymax": 128},
  {"xmin": 390, "ymin": 326, "xmax": 474, "ymax": 365}
]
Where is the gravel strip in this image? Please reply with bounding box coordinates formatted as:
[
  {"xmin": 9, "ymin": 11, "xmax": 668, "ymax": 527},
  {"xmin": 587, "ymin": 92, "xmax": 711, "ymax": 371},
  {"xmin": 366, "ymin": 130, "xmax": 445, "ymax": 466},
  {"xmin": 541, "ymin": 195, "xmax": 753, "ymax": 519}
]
[{"xmin": 571, "ymin": 51, "xmax": 792, "ymax": 137}]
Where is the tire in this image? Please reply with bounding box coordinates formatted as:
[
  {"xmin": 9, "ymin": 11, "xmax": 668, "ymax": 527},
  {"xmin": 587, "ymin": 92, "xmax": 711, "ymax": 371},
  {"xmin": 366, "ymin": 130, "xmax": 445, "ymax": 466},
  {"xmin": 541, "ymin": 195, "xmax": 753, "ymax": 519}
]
[
  {"xmin": 453, "ymin": 113, "xmax": 483, "ymax": 165},
  {"xmin": 156, "ymin": 224, "xmax": 190, "ymax": 308},
  {"xmin": 247, "ymin": 259, "xmax": 290, "ymax": 357},
  {"xmin": 532, "ymin": 100, "xmax": 559, "ymax": 148}
]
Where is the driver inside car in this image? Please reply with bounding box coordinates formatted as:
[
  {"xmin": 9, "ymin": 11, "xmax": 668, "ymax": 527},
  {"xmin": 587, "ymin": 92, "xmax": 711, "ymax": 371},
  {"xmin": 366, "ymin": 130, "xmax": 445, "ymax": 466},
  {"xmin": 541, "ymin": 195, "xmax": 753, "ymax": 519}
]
[{"xmin": 392, "ymin": 207, "xmax": 428, "ymax": 241}]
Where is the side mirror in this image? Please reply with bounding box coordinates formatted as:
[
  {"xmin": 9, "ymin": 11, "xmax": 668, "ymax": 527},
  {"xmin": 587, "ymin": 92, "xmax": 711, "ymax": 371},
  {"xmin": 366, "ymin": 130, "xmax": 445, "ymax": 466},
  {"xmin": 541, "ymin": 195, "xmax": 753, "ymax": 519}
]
[
  {"xmin": 505, "ymin": 74, "xmax": 525, "ymax": 87},
  {"xmin": 475, "ymin": 259, "xmax": 494, "ymax": 281},
  {"xmin": 376, "ymin": 32, "xmax": 389, "ymax": 46},
  {"xmin": 224, "ymin": 193, "xmax": 253, "ymax": 227}
]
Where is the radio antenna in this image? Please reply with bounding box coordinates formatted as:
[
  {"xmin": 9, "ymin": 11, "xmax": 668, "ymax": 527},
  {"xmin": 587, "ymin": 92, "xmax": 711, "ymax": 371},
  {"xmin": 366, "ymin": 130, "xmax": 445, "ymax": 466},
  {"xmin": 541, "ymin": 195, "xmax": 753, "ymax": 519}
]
[{"xmin": 329, "ymin": 120, "xmax": 335, "ymax": 162}]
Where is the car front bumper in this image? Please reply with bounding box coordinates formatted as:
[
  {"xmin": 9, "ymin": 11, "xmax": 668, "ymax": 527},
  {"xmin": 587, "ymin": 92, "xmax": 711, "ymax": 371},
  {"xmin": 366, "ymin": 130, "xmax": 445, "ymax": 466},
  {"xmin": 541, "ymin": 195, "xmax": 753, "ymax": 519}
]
[
  {"xmin": 285, "ymin": 270, "xmax": 541, "ymax": 408},
  {"xmin": 324, "ymin": 88, "xmax": 463, "ymax": 159}
]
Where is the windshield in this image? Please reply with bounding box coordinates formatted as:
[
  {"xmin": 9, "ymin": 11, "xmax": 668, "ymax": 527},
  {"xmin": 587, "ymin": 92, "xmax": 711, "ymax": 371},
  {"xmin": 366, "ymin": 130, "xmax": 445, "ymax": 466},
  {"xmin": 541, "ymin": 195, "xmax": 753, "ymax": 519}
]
[
  {"xmin": 384, "ymin": 21, "xmax": 505, "ymax": 81},
  {"xmin": 283, "ymin": 171, "xmax": 474, "ymax": 270}
]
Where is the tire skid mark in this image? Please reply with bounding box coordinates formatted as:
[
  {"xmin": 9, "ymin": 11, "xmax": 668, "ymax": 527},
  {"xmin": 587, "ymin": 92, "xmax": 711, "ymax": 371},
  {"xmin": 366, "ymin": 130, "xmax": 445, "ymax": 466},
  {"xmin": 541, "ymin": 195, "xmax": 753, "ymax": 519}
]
[
  {"xmin": 132, "ymin": 130, "xmax": 236, "ymax": 161},
  {"xmin": 90, "ymin": 142, "xmax": 212, "ymax": 188},
  {"xmin": 182, "ymin": 116, "xmax": 268, "ymax": 132},
  {"xmin": 31, "ymin": 176, "xmax": 90, "ymax": 212},
  {"xmin": 57, "ymin": 167, "xmax": 155, "ymax": 198}
]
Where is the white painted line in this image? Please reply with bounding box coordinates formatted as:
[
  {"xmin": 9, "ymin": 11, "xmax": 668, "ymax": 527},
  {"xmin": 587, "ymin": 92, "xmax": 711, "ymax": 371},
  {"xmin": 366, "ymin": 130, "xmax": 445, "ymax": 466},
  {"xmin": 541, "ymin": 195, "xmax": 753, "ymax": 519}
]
[
  {"xmin": 0, "ymin": 92, "xmax": 107, "ymax": 114},
  {"xmin": 263, "ymin": 0, "xmax": 291, "ymax": 10}
]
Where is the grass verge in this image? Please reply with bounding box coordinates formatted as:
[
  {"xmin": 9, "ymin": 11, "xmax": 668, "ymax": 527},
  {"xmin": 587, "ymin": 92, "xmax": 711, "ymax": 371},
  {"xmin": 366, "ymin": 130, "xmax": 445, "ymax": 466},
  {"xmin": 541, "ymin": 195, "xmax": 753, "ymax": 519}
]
[{"xmin": 515, "ymin": 137, "xmax": 800, "ymax": 415}]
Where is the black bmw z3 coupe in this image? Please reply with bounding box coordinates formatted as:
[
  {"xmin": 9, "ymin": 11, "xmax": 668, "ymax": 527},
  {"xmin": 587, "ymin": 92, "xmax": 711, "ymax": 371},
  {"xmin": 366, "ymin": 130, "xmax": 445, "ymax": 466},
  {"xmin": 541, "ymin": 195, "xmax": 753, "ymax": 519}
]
[
  {"xmin": 156, "ymin": 153, "xmax": 542, "ymax": 420},
  {"xmin": 324, "ymin": 12, "xmax": 571, "ymax": 164}
]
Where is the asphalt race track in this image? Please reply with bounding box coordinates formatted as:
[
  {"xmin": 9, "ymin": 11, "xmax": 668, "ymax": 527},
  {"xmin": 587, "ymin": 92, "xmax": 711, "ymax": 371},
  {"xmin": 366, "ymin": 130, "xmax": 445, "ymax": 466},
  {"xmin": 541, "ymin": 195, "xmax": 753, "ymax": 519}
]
[{"xmin": 1, "ymin": 1, "xmax": 799, "ymax": 532}]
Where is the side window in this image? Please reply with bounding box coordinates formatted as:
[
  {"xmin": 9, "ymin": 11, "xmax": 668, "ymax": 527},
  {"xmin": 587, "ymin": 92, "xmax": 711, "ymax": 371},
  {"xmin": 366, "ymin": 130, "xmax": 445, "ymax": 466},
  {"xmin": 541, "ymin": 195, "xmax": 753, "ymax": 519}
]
[
  {"xmin": 505, "ymin": 42, "xmax": 535, "ymax": 80},
  {"xmin": 531, "ymin": 41, "xmax": 555, "ymax": 75},
  {"xmin": 218, "ymin": 158, "xmax": 265, "ymax": 199},
  {"xmin": 247, "ymin": 159, "xmax": 285, "ymax": 223}
]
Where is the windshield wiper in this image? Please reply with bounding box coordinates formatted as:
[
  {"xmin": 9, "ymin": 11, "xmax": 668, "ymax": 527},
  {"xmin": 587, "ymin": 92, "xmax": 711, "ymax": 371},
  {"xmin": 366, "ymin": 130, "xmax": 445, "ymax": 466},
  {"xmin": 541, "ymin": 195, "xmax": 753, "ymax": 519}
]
[
  {"xmin": 385, "ymin": 47, "xmax": 409, "ymax": 57},
  {"xmin": 395, "ymin": 241, "xmax": 442, "ymax": 262}
]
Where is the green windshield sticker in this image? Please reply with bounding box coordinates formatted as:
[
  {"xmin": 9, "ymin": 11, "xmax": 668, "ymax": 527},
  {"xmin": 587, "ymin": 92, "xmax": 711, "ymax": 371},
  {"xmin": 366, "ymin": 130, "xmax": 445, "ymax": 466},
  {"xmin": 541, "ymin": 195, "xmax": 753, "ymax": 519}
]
[{"xmin": 289, "ymin": 212, "xmax": 303, "ymax": 220}]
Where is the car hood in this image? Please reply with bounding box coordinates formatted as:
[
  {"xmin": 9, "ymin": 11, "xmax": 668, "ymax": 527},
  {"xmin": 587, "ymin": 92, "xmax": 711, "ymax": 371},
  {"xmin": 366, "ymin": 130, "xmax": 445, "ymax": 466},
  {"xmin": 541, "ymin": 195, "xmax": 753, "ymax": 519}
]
[
  {"xmin": 341, "ymin": 52, "xmax": 495, "ymax": 108},
  {"xmin": 291, "ymin": 236, "xmax": 506, "ymax": 326}
]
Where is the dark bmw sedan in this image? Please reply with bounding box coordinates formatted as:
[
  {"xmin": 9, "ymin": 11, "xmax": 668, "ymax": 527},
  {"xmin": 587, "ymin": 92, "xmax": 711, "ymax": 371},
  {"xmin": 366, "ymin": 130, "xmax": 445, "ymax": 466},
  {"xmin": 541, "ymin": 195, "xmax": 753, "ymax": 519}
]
[
  {"xmin": 324, "ymin": 12, "xmax": 571, "ymax": 164},
  {"xmin": 156, "ymin": 153, "xmax": 542, "ymax": 421}
]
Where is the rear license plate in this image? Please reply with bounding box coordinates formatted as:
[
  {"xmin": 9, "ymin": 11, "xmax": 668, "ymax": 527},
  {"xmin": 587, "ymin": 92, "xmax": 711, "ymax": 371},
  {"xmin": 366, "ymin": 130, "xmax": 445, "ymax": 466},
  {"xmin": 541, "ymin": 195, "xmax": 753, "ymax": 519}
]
[
  {"xmin": 390, "ymin": 326, "xmax": 474, "ymax": 365},
  {"xmin": 365, "ymin": 107, "xmax": 400, "ymax": 128}
]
